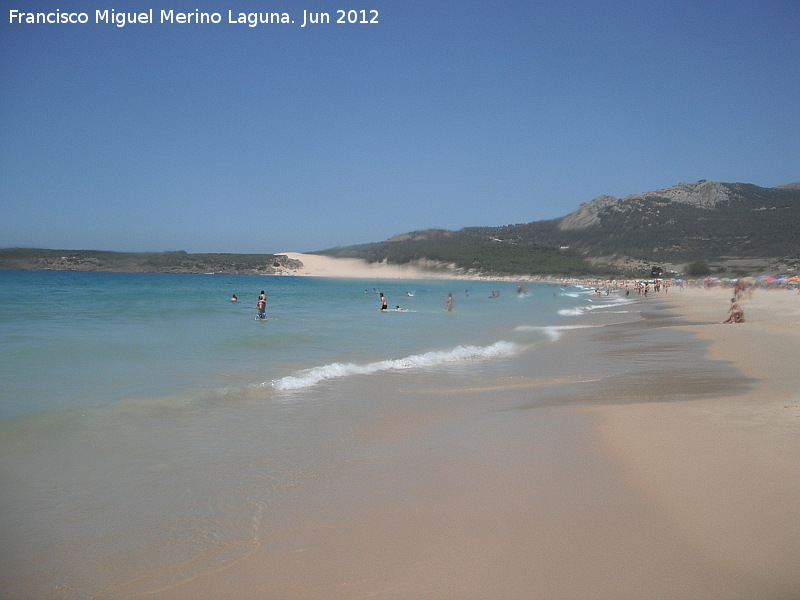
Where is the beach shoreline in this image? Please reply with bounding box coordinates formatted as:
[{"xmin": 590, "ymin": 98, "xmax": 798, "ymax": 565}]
[
  {"xmin": 139, "ymin": 285, "xmax": 800, "ymax": 599},
  {"xmin": 592, "ymin": 286, "xmax": 800, "ymax": 596}
]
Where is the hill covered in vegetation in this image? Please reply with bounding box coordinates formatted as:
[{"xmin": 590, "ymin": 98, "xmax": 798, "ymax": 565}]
[
  {"xmin": 0, "ymin": 249, "xmax": 301, "ymax": 275},
  {"xmin": 4, "ymin": 181, "xmax": 797, "ymax": 278},
  {"xmin": 318, "ymin": 181, "xmax": 800, "ymax": 277}
]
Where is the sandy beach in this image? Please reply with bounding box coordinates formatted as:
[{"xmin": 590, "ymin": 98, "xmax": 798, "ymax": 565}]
[
  {"xmin": 139, "ymin": 266, "xmax": 799, "ymax": 600},
  {"xmin": 594, "ymin": 286, "xmax": 800, "ymax": 595},
  {"xmin": 277, "ymin": 252, "xmax": 464, "ymax": 279}
]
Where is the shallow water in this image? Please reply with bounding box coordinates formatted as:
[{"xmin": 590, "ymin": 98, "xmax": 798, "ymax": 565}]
[{"xmin": 0, "ymin": 271, "xmax": 633, "ymax": 599}]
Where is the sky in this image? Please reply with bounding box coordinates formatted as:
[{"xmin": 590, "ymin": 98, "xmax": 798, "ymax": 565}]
[{"xmin": 2, "ymin": 1, "xmax": 798, "ymax": 254}]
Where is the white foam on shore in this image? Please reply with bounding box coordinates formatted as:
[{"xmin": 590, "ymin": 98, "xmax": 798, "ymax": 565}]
[
  {"xmin": 558, "ymin": 296, "xmax": 632, "ymax": 317},
  {"xmin": 271, "ymin": 341, "xmax": 520, "ymax": 391},
  {"xmin": 515, "ymin": 324, "xmax": 594, "ymax": 342}
]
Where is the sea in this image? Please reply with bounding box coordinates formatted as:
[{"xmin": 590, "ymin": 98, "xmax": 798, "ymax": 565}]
[{"xmin": 0, "ymin": 270, "xmax": 634, "ymax": 599}]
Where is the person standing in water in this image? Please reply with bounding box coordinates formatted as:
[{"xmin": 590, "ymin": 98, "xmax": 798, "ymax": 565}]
[
  {"xmin": 445, "ymin": 292, "xmax": 453, "ymax": 312},
  {"xmin": 255, "ymin": 290, "xmax": 266, "ymax": 319},
  {"xmin": 379, "ymin": 292, "xmax": 388, "ymax": 311}
]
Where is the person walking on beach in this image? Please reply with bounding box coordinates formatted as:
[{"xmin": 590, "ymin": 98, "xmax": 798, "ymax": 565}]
[
  {"xmin": 379, "ymin": 292, "xmax": 388, "ymax": 311},
  {"xmin": 255, "ymin": 290, "xmax": 266, "ymax": 319}
]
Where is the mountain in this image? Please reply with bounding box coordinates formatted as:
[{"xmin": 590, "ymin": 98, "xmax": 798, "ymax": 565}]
[
  {"xmin": 319, "ymin": 181, "xmax": 800, "ymax": 276},
  {"xmin": 533, "ymin": 180, "xmax": 799, "ymax": 260},
  {"xmin": 4, "ymin": 181, "xmax": 797, "ymax": 278}
]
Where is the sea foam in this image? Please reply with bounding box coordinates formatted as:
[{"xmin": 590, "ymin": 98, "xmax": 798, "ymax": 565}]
[
  {"xmin": 271, "ymin": 341, "xmax": 520, "ymax": 391},
  {"xmin": 558, "ymin": 296, "xmax": 632, "ymax": 316},
  {"xmin": 515, "ymin": 324, "xmax": 594, "ymax": 342}
]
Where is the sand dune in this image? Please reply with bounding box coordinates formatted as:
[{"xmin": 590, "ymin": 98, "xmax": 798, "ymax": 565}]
[{"xmin": 277, "ymin": 252, "xmax": 461, "ymax": 279}]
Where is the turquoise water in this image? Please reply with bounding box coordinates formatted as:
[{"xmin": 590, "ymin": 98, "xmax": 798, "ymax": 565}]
[
  {"xmin": 0, "ymin": 271, "xmax": 615, "ymax": 420},
  {"xmin": 0, "ymin": 270, "xmax": 632, "ymax": 599}
]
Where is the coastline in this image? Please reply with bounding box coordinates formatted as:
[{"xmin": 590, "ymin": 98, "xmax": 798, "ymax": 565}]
[
  {"xmin": 593, "ymin": 286, "xmax": 800, "ymax": 595},
  {"xmin": 139, "ymin": 286, "xmax": 800, "ymax": 599}
]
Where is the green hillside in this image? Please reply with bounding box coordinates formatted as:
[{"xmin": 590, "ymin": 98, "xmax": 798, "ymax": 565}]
[{"xmin": 319, "ymin": 181, "xmax": 800, "ymax": 277}]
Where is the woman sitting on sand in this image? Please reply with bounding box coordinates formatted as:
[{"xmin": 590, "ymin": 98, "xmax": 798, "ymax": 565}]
[{"xmin": 719, "ymin": 298, "xmax": 745, "ymax": 324}]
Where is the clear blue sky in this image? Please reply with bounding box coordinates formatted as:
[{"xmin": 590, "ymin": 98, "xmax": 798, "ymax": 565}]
[{"xmin": 2, "ymin": 1, "xmax": 798, "ymax": 253}]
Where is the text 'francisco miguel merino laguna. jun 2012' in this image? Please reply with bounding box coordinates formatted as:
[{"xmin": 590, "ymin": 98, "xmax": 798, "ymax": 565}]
[{"xmin": 8, "ymin": 8, "xmax": 380, "ymax": 28}]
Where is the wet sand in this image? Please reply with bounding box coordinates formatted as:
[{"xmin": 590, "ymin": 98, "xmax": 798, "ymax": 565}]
[
  {"xmin": 144, "ymin": 286, "xmax": 800, "ymax": 600},
  {"xmin": 593, "ymin": 286, "xmax": 800, "ymax": 598}
]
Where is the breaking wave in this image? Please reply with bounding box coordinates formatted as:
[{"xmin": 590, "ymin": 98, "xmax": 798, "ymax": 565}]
[
  {"xmin": 558, "ymin": 297, "xmax": 632, "ymax": 317},
  {"xmin": 271, "ymin": 341, "xmax": 521, "ymax": 391},
  {"xmin": 515, "ymin": 324, "xmax": 594, "ymax": 342},
  {"xmin": 557, "ymin": 307, "xmax": 587, "ymax": 316}
]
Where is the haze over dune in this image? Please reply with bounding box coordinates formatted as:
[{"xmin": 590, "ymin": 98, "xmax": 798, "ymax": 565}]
[{"xmin": 277, "ymin": 252, "xmax": 461, "ymax": 279}]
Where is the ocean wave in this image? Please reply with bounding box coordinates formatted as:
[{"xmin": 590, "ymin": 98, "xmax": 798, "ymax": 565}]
[
  {"xmin": 558, "ymin": 297, "xmax": 632, "ymax": 316},
  {"xmin": 515, "ymin": 324, "xmax": 594, "ymax": 341},
  {"xmin": 271, "ymin": 341, "xmax": 520, "ymax": 391}
]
